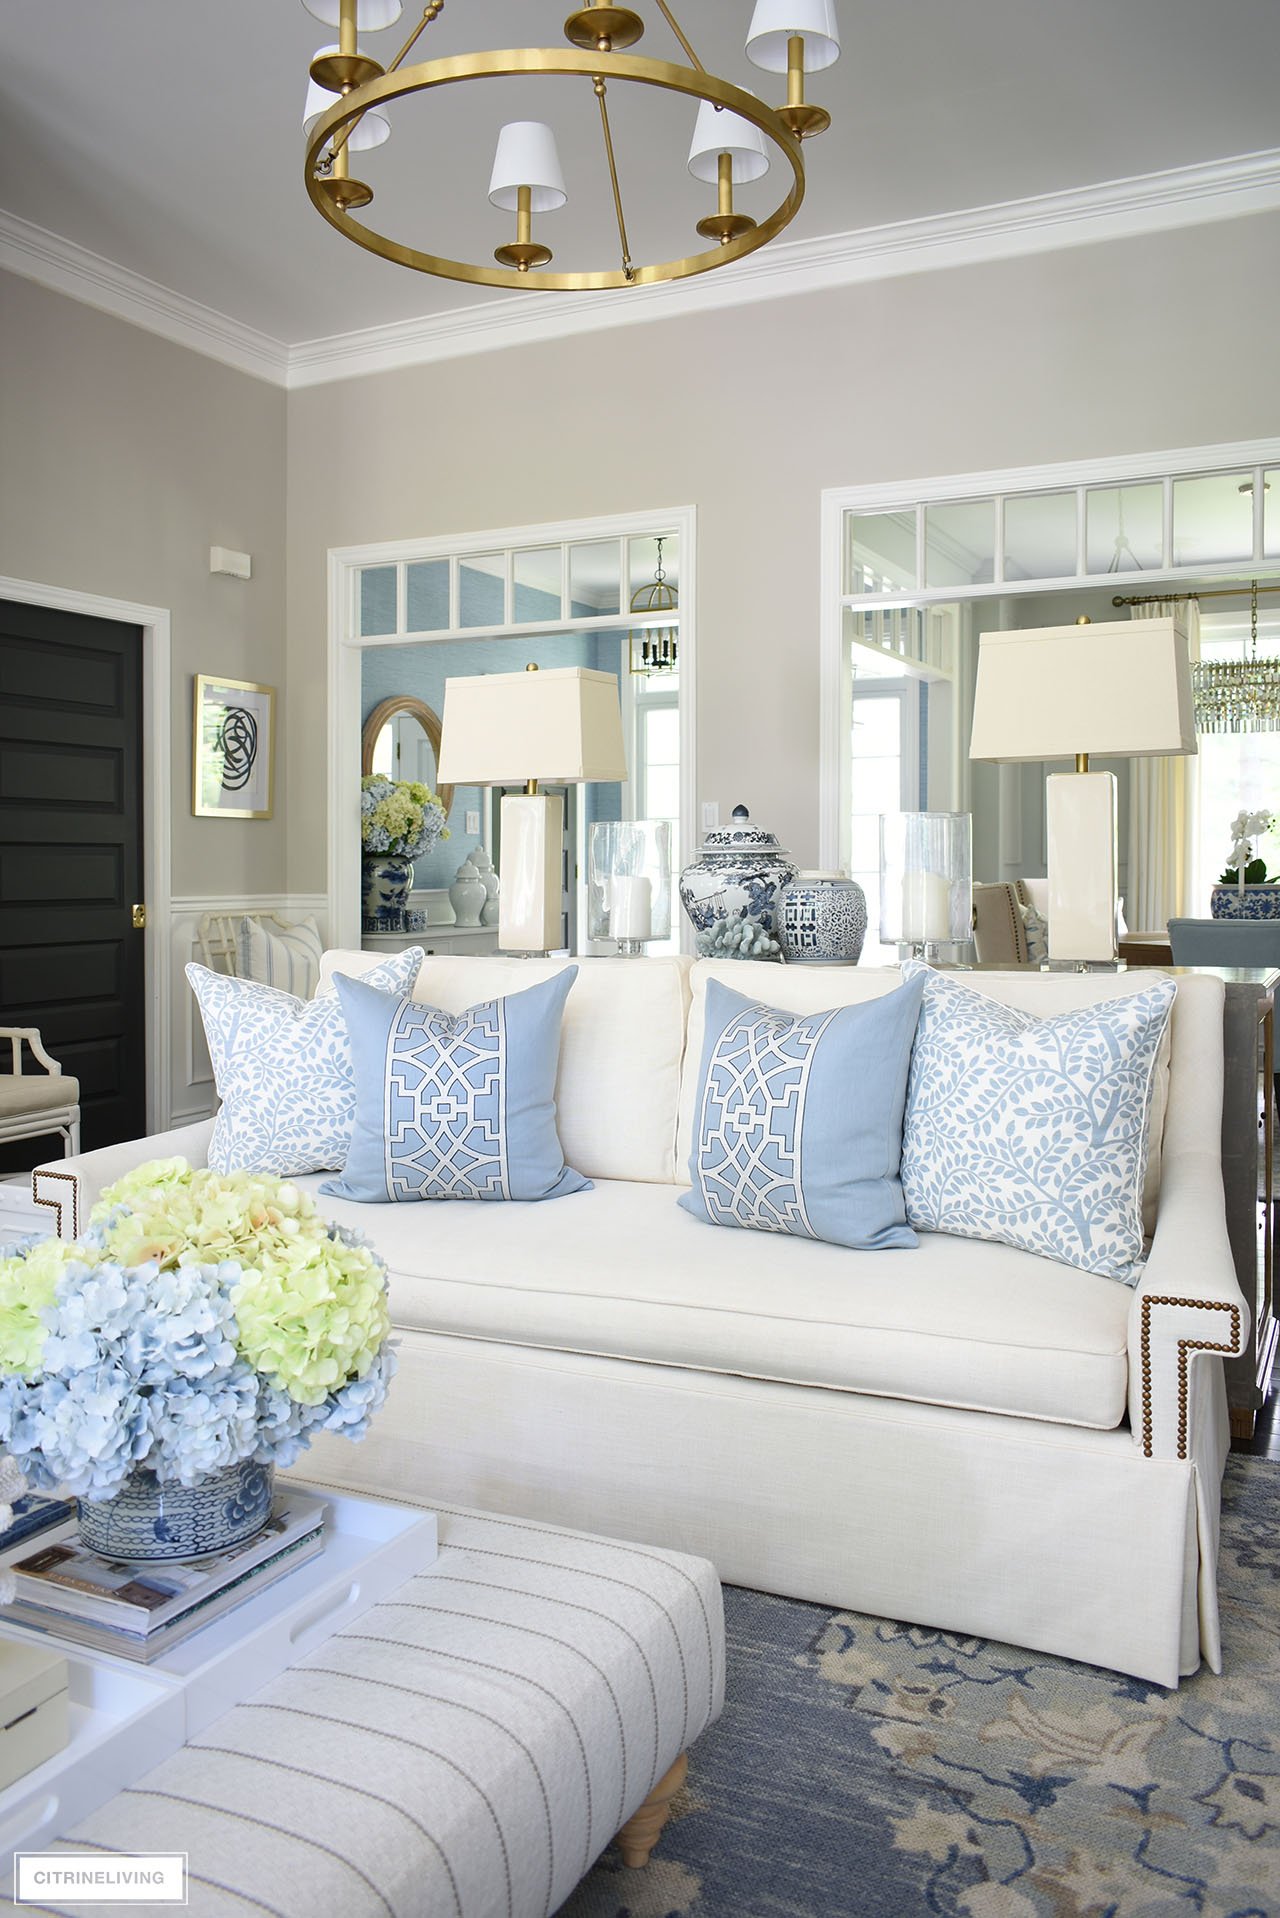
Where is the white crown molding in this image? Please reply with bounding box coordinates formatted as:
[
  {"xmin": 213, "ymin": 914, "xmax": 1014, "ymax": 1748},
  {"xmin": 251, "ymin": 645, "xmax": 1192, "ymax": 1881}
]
[
  {"xmin": 4, "ymin": 148, "xmax": 1278, "ymax": 391},
  {"xmin": 288, "ymin": 146, "xmax": 1280, "ymax": 387},
  {"xmin": 0, "ymin": 209, "xmax": 289, "ymax": 387}
]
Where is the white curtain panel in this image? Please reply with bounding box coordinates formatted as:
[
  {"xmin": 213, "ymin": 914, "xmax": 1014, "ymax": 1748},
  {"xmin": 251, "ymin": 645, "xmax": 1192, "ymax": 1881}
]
[{"xmin": 1127, "ymin": 599, "xmax": 1200, "ymax": 933}]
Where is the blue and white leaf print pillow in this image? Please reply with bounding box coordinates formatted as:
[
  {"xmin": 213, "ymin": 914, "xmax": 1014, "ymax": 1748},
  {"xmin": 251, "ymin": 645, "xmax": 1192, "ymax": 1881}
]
[
  {"xmin": 187, "ymin": 948, "xmax": 425, "ymax": 1177},
  {"xmin": 678, "ymin": 973, "xmax": 925, "ymax": 1249},
  {"xmin": 899, "ymin": 963, "xmax": 1176, "ymax": 1283},
  {"xmin": 324, "ymin": 967, "xmax": 590, "ymax": 1204}
]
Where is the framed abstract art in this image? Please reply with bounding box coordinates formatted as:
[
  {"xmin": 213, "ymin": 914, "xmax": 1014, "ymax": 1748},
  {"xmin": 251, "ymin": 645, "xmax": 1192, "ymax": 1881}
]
[{"xmin": 192, "ymin": 674, "xmax": 275, "ymax": 820}]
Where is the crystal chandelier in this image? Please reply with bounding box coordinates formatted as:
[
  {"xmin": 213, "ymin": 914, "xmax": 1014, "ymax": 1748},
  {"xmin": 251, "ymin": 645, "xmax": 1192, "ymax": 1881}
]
[
  {"xmin": 629, "ymin": 538, "xmax": 678, "ymax": 675},
  {"xmin": 1192, "ymin": 581, "xmax": 1280, "ymax": 734},
  {"xmin": 300, "ymin": 1, "xmax": 840, "ymax": 291}
]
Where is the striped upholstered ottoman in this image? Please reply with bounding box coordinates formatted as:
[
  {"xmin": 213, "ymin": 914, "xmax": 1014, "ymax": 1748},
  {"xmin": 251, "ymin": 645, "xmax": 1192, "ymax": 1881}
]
[{"xmin": 21, "ymin": 1503, "xmax": 725, "ymax": 1918}]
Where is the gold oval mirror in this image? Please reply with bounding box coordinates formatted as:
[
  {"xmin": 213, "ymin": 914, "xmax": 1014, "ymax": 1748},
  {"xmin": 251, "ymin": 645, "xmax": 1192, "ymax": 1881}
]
[{"xmin": 360, "ymin": 695, "xmax": 454, "ymax": 819}]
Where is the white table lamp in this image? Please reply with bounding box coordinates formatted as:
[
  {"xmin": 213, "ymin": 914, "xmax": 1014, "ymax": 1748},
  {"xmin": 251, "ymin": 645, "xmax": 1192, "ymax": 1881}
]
[
  {"xmin": 969, "ymin": 617, "xmax": 1195, "ymax": 963},
  {"xmin": 437, "ymin": 666, "xmax": 628, "ymax": 953}
]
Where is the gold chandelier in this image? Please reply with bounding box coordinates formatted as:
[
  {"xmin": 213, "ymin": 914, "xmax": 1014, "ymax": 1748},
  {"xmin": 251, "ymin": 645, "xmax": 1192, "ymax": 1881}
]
[{"xmin": 300, "ymin": 1, "xmax": 841, "ymax": 292}]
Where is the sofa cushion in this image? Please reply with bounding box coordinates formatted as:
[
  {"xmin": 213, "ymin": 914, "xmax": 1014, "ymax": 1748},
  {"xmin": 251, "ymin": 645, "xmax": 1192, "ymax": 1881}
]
[
  {"xmin": 324, "ymin": 969, "xmax": 589, "ymax": 1205},
  {"xmin": 298, "ymin": 1176, "xmax": 1132, "ymax": 1430},
  {"xmin": 678, "ymin": 973, "xmax": 923, "ymax": 1248},
  {"xmin": 900, "ymin": 964, "xmax": 1175, "ymax": 1284},
  {"xmin": 189, "ymin": 947, "xmax": 425, "ymax": 1177},
  {"xmin": 318, "ymin": 952, "xmax": 691, "ymax": 1185},
  {"xmin": 678, "ymin": 961, "xmax": 1171, "ymax": 1235}
]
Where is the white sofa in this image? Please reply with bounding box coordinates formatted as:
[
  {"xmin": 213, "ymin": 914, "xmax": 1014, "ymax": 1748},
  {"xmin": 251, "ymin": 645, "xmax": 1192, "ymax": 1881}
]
[{"xmin": 35, "ymin": 953, "xmax": 1249, "ymax": 1688}]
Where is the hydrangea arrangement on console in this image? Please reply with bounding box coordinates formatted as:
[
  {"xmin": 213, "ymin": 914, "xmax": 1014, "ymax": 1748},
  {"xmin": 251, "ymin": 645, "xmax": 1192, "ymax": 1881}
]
[
  {"xmin": 0, "ymin": 1160, "xmax": 395, "ymax": 1559},
  {"xmin": 360, "ymin": 775, "xmax": 448, "ymax": 860}
]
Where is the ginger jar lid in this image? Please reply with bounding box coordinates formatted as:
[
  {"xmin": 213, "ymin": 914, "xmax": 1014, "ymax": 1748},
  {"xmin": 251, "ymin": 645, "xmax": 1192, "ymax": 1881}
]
[{"xmin": 700, "ymin": 804, "xmax": 790, "ymax": 857}]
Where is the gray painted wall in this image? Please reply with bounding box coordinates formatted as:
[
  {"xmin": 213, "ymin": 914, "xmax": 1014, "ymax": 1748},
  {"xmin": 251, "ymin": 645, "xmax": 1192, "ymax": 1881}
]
[
  {"xmin": 284, "ymin": 209, "xmax": 1280, "ymax": 892},
  {"xmin": 0, "ymin": 273, "xmax": 288, "ymax": 899}
]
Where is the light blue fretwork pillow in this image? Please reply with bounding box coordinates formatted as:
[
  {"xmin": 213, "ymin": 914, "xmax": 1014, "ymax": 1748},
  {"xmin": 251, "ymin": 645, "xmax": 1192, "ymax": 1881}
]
[
  {"xmin": 324, "ymin": 968, "xmax": 589, "ymax": 1204},
  {"xmin": 678, "ymin": 974, "xmax": 925, "ymax": 1249},
  {"xmin": 899, "ymin": 963, "xmax": 1176, "ymax": 1283},
  {"xmin": 187, "ymin": 948, "xmax": 425, "ymax": 1177}
]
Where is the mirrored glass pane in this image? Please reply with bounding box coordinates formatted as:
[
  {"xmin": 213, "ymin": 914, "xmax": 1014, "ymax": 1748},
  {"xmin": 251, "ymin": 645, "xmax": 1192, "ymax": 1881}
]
[
  {"xmin": 1003, "ymin": 491, "xmax": 1077, "ymax": 581},
  {"xmin": 1267, "ymin": 471, "xmax": 1280, "ymax": 558},
  {"xmin": 405, "ymin": 559, "xmax": 449, "ymax": 632},
  {"xmin": 513, "ymin": 547, "xmax": 561, "ymax": 622},
  {"xmin": 924, "ymin": 501, "xmax": 995, "ymax": 588},
  {"xmin": 458, "ymin": 553, "xmax": 505, "ymax": 627},
  {"xmin": 1085, "ymin": 483, "xmax": 1163, "ymax": 572},
  {"xmin": 1173, "ymin": 473, "xmax": 1253, "ymax": 566},
  {"xmin": 846, "ymin": 511, "xmax": 917, "ymax": 593},
  {"xmin": 629, "ymin": 535, "xmax": 679, "ymax": 600},
  {"xmin": 569, "ymin": 541, "xmax": 621, "ymax": 616},
  {"xmin": 359, "ymin": 565, "xmax": 397, "ymax": 637}
]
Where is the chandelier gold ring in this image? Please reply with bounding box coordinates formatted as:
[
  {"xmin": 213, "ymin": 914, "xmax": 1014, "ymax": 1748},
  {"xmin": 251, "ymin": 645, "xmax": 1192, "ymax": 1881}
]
[{"xmin": 303, "ymin": 46, "xmax": 806, "ymax": 292}]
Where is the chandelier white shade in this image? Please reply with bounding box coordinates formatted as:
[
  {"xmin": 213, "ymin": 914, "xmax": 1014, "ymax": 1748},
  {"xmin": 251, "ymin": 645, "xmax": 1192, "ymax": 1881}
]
[
  {"xmin": 301, "ymin": 0, "xmax": 402, "ymax": 27},
  {"xmin": 488, "ymin": 123, "xmax": 569, "ymax": 214},
  {"xmin": 746, "ymin": 0, "xmax": 842, "ymax": 70},
  {"xmin": 687, "ymin": 100, "xmax": 771, "ymax": 184},
  {"xmin": 304, "ymin": 51, "xmax": 390, "ymax": 148}
]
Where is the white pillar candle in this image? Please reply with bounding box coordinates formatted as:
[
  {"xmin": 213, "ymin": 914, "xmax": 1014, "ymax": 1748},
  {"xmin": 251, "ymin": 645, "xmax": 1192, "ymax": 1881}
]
[
  {"xmin": 612, "ymin": 874, "xmax": 653, "ymax": 942},
  {"xmin": 901, "ymin": 869, "xmax": 951, "ymax": 944}
]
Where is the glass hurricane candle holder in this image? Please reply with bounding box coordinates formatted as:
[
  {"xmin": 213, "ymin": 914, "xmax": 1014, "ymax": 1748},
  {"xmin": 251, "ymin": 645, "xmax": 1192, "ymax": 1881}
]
[
  {"xmin": 879, "ymin": 812, "xmax": 972, "ymax": 961},
  {"xmin": 588, "ymin": 820, "xmax": 673, "ymax": 955}
]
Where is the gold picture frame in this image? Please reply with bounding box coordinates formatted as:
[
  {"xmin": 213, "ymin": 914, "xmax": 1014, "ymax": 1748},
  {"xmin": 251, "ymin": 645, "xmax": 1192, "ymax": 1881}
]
[{"xmin": 192, "ymin": 674, "xmax": 275, "ymax": 820}]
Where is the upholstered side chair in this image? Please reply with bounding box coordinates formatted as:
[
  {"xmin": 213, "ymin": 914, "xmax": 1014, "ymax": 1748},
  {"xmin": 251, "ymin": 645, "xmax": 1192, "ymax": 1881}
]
[{"xmin": 0, "ymin": 1028, "xmax": 80, "ymax": 1158}]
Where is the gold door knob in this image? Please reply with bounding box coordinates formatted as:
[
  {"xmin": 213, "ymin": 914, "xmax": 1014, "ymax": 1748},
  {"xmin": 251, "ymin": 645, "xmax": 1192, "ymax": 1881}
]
[{"xmin": 132, "ymin": 903, "xmax": 147, "ymax": 930}]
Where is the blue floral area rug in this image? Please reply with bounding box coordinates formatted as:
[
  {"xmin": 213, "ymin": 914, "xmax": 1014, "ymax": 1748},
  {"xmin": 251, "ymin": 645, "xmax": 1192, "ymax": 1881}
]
[{"xmin": 560, "ymin": 1456, "xmax": 1279, "ymax": 1918}]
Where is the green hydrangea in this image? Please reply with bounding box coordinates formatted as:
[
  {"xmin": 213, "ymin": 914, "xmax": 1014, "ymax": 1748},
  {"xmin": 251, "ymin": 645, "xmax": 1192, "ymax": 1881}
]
[
  {"xmin": 233, "ymin": 1234, "xmax": 391, "ymax": 1406},
  {"xmin": 0, "ymin": 1237, "xmax": 80, "ymax": 1376}
]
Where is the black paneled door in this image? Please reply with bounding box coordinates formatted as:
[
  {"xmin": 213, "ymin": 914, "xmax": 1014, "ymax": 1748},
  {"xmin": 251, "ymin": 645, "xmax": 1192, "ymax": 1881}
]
[{"xmin": 0, "ymin": 600, "xmax": 146, "ymax": 1170}]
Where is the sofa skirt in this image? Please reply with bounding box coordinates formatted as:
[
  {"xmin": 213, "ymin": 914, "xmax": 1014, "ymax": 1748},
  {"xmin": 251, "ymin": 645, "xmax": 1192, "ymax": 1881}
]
[{"xmin": 298, "ymin": 1327, "xmax": 1230, "ymax": 1690}]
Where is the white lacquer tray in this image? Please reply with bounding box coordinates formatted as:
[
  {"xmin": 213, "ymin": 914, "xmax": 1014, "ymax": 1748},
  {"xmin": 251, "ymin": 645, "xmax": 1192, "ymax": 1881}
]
[{"xmin": 0, "ymin": 1487, "xmax": 438, "ymax": 1874}]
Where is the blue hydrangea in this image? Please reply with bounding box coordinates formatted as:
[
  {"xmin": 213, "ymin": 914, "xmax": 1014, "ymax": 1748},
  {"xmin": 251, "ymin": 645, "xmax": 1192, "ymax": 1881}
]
[
  {"xmin": 144, "ymin": 1363, "xmax": 262, "ymax": 1488},
  {"xmin": 9, "ymin": 1367, "xmax": 150, "ymax": 1499},
  {"xmin": 317, "ymin": 1345, "xmax": 398, "ymax": 1441}
]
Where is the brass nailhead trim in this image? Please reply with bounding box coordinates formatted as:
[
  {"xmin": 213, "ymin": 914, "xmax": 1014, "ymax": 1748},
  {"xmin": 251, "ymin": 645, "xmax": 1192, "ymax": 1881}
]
[
  {"xmin": 1139, "ymin": 1294, "xmax": 1242, "ymax": 1459},
  {"xmin": 30, "ymin": 1167, "xmax": 79, "ymax": 1241}
]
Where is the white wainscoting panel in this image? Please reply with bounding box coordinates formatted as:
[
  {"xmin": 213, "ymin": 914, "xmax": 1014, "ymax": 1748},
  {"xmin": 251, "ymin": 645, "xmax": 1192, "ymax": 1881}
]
[{"xmin": 167, "ymin": 897, "xmax": 329, "ymax": 1128}]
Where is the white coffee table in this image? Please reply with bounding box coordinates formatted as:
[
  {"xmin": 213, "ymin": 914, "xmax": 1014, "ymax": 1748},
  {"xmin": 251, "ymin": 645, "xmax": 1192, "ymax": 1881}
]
[{"xmin": 3, "ymin": 1494, "xmax": 725, "ymax": 1917}]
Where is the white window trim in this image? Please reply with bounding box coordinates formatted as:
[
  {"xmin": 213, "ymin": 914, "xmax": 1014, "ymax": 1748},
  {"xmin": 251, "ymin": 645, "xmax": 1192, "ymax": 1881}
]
[
  {"xmin": 327, "ymin": 505, "xmax": 697, "ymax": 951},
  {"xmin": 820, "ymin": 435, "xmax": 1280, "ymax": 869}
]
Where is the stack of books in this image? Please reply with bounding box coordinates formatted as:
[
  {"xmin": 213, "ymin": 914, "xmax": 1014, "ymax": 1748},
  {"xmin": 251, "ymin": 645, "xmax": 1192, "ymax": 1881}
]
[{"xmin": 0, "ymin": 1493, "xmax": 326, "ymax": 1663}]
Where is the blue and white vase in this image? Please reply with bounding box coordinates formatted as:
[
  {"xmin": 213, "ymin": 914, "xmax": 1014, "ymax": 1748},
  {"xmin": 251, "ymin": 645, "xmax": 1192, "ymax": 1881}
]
[
  {"xmin": 362, "ymin": 853, "xmax": 414, "ymax": 931},
  {"xmin": 678, "ymin": 805, "xmax": 797, "ymax": 936},
  {"xmin": 1210, "ymin": 884, "xmax": 1280, "ymax": 920},
  {"xmin": 777, "ymin": 871, "xmax": 868, "ymax": 965},
  {"xmin": 78, "ymin": 1460, "xmax": 275, "ymax": 1562}
]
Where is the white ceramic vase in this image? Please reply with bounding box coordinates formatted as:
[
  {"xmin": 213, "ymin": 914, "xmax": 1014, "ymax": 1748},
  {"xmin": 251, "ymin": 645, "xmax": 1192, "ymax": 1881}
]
[{"xmin": 449, "ymin": 859, "xmax": 486, "ymax": 928}]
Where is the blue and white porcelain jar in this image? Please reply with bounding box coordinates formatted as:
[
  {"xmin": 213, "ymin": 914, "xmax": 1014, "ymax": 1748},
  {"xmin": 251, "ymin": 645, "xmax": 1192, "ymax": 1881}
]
[
  {"xmin": 777, "ymin": 871, "xmax": 868, "ymax": 965},
  {"xmin": 78, "ymin": 1460, "xmax": 275, "ymax": 1562},
  {"xmin": 1210, "ymin": 884, "xmax": 1280, "ymax": 920},
  {"xmin": 678, "ymin": 805, "xmax": 797, "ymax": 936}
]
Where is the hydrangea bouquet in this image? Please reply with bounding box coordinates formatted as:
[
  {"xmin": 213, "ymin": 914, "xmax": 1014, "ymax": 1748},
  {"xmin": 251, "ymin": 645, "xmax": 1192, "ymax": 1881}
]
[
  {"xmin": 0, "ymin": 1160, "xmax": 395, "ymax": 1504},
  {"xmin": 360, "ymin": 775, "xmax": 448, "ymax": 860}
]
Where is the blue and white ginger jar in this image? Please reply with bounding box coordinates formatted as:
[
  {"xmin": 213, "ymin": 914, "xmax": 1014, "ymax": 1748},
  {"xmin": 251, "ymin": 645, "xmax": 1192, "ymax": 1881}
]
[
  {"xmin": 777, "ymin": 871, "xmax": 868, "ymax": 965},
  {"xmin": 78, "ymin": 1460, "xmax": 275, "ymax": 1562},
  {"xmin": 678, "ymin": 805, "xmax": 797, "ymax": 936}
]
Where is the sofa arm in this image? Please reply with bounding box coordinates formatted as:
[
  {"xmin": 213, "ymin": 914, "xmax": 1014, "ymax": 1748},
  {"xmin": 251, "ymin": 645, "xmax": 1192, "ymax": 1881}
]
[
  {"xmin": 32, "ymin": 1119, "xmax": 216, "ymax": 1241},
  {"xmin": 1127, "ymin": 1145, "xmax": 1250, "ymax": 1459}
]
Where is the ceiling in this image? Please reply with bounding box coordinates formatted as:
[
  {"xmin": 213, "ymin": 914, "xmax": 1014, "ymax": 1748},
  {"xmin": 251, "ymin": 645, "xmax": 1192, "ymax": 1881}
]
[{"xmin": 2, "ymin": 0, "xmax": 1277, "ymax": 348}]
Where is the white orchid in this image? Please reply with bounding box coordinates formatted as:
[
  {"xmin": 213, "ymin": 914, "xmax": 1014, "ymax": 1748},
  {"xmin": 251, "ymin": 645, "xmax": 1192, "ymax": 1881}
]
[{"xmin": 1225, "ymin": 809, "xmax": 1275, "ymax": 885}]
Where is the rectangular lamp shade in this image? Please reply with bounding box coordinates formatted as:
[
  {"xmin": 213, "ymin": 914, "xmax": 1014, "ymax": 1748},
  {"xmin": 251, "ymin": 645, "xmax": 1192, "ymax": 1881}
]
[
  {"xmin": 968, "ymin": 617, "xmax": 1196, "ymax": 764},
  {"xmin": 437, "ymin": 666, "xmax": 628, "ymax": 787}
]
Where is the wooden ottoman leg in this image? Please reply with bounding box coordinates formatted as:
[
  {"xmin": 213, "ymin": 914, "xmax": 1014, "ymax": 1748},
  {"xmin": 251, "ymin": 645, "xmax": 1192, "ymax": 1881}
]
[{"xmin": 615, "ymin": 1752, "xmax": 688, "ymax": 1868}]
